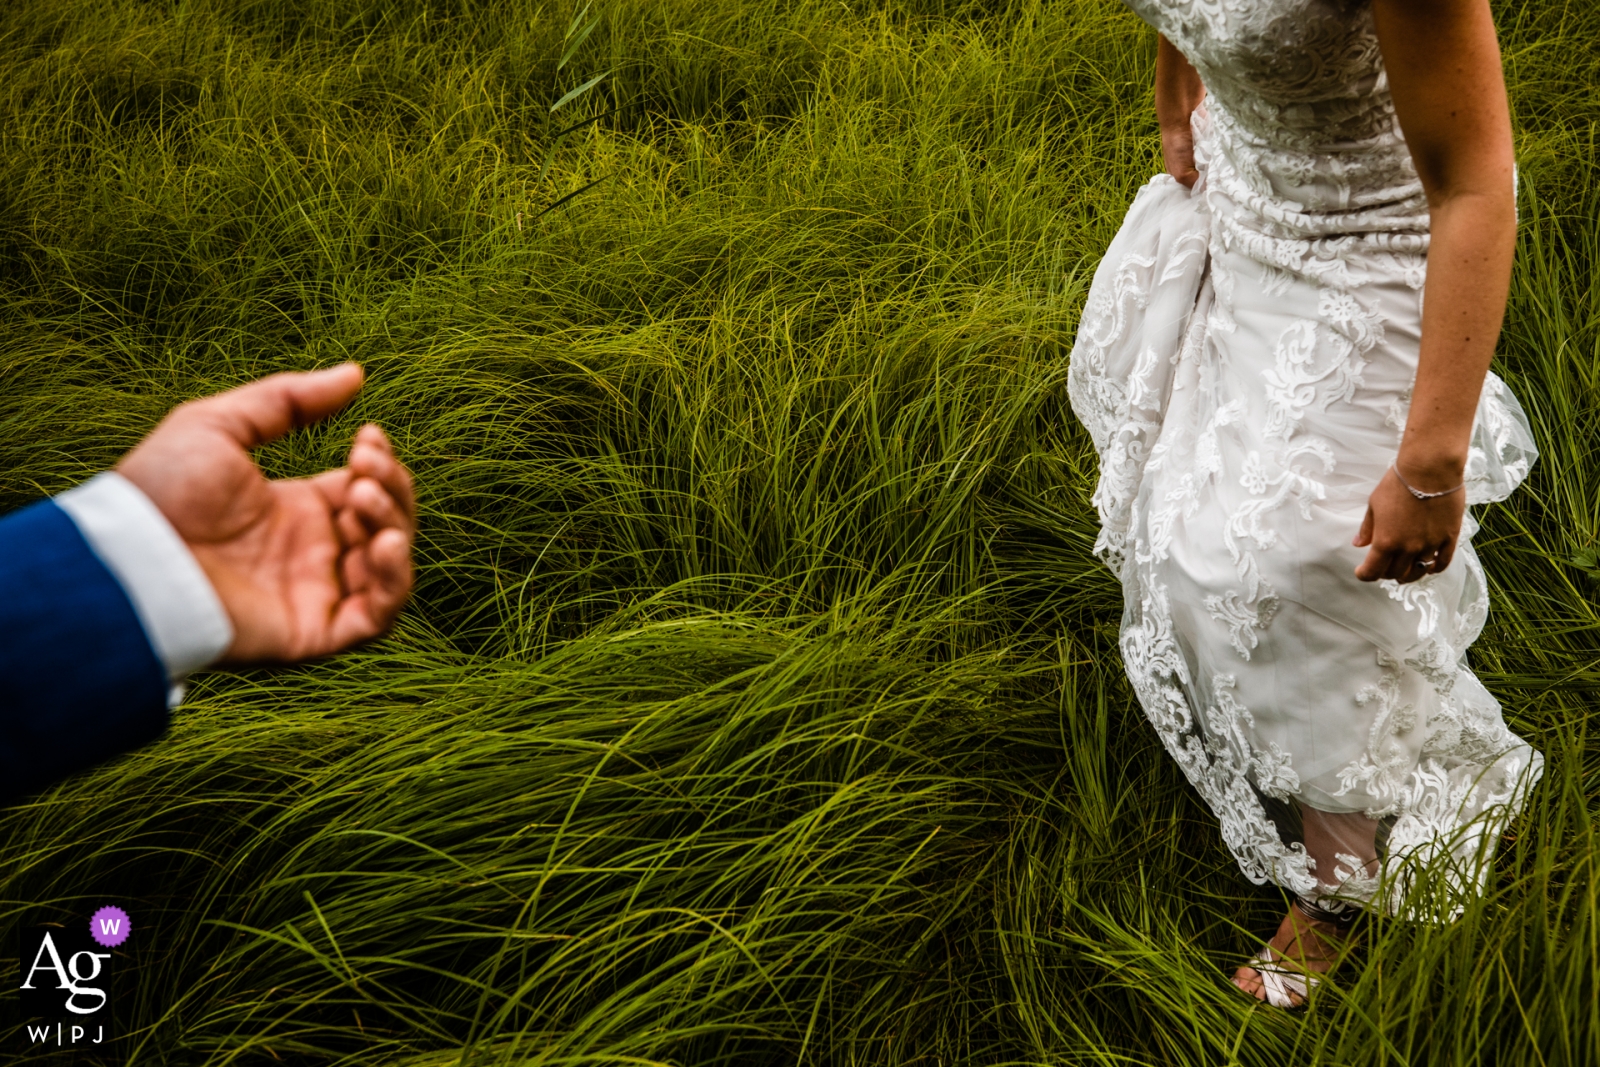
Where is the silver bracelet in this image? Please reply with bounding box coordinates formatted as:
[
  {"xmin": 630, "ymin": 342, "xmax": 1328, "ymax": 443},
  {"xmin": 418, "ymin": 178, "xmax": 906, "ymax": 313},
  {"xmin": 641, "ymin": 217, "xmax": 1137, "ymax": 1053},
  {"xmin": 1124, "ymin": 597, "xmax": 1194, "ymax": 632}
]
[{"xmin": 1391, "ymin": 463, "xmax": 1465, "ymax": 501}]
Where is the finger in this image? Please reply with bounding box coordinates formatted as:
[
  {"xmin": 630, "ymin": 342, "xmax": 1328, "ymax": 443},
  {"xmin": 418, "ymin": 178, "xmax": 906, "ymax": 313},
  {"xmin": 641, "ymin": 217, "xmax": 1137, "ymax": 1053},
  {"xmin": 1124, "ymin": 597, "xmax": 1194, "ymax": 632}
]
[
  {"xmin": 1384, "ymin": 549, "xmax": 1419, "ymax": 583},
  {"xmin": 348, "ymin": 425, "xmax": 415, "ymax": 526},
  {"xmin": 305, "ymin": 469, "xmax": 368, "ymax": 550},
  {"xmin": 366, "ymin": 525, "xmax": 412, "ymax": 614},
  {"xmin": 340, "ymin": 515, "xmax": 410, "ymax": 599},
  {"xmin": 308, "ymin": 466, "xmax": 353, "ymax": 506},
  {"xmin": 187, "ymin": 363, "xmax": 366, "ymax": 450},
  {"xmin": 336, "ymin": 504, "xmax": 370, "ymax": 550},
  {"xmin": 1354, "ymin": 545, "xmax": 1387, "ymax": 581},
  {"xmin": 349, "ymin": 424, "xmax": 415, "ymax": 524},
  {"xmin": 293, "ymin": 468, "xmax": 356, "ymax": 547},
  {"xmin": 328, "ymin": 527, "xmax": 412, "ymax": 649},
  {"xmin": 347, "ymin": 476, "xmax": 408, "ymax": 537},
  {"xmin": 1353, "ymin": 506, "xmax": 1374, "ymax": 548},
  {"xmin": 1402, "ymin": 551, "xmax": 1436, "ymax": 583},
  {"xmin": 1434, "ymin": 537, "xmax": 1456, "ymax": 573}
]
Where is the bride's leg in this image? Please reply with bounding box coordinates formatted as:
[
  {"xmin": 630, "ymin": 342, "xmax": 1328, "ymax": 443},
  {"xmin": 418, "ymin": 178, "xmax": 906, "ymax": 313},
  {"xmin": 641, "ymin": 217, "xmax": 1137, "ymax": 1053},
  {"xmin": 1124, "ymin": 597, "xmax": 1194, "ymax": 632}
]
[
  {"xmin": 1300, "ymin": 805, "xmax": 1380, "ymax": 893},
  {"xmin": 1232, "ymin": 806, "xmax": 1379, "ymax": 1005}
]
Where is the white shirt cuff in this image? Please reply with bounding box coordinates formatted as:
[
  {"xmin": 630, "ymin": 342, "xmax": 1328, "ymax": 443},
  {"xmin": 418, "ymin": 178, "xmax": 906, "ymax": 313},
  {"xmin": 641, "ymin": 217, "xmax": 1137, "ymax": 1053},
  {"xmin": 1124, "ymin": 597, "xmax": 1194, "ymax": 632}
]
[{"xmin": 55, "ymin": 472, "xmax": 234, "ymax": 701}]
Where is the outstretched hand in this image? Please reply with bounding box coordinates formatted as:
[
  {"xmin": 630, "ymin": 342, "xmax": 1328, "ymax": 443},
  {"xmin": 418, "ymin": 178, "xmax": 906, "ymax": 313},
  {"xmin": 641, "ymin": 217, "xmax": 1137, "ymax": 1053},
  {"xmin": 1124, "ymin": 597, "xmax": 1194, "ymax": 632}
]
[
  {"xmin": 1353, "ymin": 466, "xmax": 1464, "ymax": 584},
  {"xmin": 117, "ymin": 364, "xmax": 414, "ymax": 662}
]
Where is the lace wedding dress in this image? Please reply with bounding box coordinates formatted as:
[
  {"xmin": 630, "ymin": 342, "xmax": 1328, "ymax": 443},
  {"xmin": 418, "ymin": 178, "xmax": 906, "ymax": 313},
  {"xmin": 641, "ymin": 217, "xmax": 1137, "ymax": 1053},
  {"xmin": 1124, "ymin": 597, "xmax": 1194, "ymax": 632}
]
[{"xmin": 1069, "ymin": 0, "xmax": 1542, "ymax": 913}]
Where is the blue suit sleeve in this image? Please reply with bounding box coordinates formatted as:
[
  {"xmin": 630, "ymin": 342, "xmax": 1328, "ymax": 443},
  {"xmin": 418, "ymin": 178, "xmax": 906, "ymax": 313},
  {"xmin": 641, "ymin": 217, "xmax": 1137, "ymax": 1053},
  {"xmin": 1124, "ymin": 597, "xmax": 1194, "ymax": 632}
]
[{"xmin": 0, "ymin": 499, "xmax": 169, "ymax": 803}]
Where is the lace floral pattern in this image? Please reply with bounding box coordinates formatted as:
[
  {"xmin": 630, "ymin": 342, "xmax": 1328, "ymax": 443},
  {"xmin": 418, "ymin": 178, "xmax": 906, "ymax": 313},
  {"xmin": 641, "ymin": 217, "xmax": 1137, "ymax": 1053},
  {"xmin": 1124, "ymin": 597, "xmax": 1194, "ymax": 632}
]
[{"xmin": 1068, "ymin": 0, "xmax": 1543, "ymax": 914}]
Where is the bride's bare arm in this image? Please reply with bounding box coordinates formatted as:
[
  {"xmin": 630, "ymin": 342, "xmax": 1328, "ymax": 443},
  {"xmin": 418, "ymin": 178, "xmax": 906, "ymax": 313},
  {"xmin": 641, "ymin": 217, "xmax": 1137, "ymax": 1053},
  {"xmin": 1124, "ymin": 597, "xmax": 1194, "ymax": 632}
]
[
  {"xmin": 1156, "ymin": 35, "xmax": 1206, "ymax": 188},
  {"xmin": 1357, "ymin": 0, "xmax": 1516, "ymax": 583}
]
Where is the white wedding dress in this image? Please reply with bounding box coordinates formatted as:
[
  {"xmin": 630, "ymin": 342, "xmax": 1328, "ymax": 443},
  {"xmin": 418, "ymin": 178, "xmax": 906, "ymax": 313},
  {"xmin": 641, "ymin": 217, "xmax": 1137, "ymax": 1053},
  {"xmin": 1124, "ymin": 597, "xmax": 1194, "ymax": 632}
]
[{"xmin": 1069, "ymin": 0, "xmax": 1542, "ymax": 912}]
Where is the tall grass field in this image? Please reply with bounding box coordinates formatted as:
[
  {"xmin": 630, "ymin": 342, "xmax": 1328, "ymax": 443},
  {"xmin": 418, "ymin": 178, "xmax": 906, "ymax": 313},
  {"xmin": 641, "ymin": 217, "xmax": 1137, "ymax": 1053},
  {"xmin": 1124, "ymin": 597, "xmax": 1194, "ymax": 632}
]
[{"xmin": 1, "ymin": 0, "xmax": 1596, "ymax": 1063}]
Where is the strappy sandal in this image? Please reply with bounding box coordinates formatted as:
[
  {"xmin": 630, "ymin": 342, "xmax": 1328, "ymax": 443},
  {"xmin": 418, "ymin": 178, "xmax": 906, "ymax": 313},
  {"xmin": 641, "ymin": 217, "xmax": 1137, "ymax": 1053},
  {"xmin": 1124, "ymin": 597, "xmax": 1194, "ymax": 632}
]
[
  {"xmin": 1245, "ymin": 944, "xmax": 1315, "ymax": 1009},
  {"xmin": 1236, "ymin": 897, "xmax": 1357, "ymax": 1009}
]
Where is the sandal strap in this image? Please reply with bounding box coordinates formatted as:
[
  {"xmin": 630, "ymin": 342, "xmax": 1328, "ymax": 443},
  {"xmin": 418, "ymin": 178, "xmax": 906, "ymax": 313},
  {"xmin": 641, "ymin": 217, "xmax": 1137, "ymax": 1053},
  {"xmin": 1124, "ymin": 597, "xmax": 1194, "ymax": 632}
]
[{"xmin": 1251, "ymin": 946, "xmax": 1316, "ymax": 1009}]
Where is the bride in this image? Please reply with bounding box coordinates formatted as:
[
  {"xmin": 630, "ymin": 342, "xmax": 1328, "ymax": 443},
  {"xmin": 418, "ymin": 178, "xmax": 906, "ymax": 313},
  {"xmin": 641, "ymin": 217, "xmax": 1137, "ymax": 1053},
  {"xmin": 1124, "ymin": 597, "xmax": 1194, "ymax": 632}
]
[{"xmin": 1068, "ymin": 0, "xmax": 1542, "ymax": 1007}]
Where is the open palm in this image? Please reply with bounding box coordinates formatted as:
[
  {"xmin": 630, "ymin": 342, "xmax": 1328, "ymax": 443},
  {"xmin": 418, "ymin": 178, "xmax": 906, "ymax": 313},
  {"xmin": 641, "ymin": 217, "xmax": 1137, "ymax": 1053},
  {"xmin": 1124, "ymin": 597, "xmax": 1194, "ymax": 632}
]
[{"xmin": 117, "ymin": 365, "xmax": 414, "ymax": 662}]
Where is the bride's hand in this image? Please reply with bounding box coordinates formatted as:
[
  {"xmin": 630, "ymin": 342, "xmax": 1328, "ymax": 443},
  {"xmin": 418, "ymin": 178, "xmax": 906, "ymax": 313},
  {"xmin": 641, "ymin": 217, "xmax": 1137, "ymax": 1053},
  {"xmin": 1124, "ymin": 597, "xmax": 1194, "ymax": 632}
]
[
  {"xmin": 1353, "ymin": 465, "xmax": 1465, "ymax": 584},
  {"xmin": 1162, "ymin": 123, "xmax": 1200, "ymax": 188},
  {"xmin": 1156, "ymin": 35, "xmax": 1205, "ymax": 189}
]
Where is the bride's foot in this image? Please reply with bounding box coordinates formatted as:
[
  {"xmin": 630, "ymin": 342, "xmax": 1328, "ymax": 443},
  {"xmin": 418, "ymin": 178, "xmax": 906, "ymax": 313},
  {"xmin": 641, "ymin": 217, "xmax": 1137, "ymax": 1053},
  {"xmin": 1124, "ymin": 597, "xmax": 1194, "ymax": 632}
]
[{"xmin": 1232, "ymin": 901, "xmax": 1351, "ymax": 1008}]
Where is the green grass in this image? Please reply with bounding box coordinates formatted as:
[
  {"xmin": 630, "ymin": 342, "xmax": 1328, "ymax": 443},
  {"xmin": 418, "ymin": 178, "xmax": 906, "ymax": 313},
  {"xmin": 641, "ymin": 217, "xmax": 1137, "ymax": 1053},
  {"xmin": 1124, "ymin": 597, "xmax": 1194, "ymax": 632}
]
[{"xmin": 1, "ymin": 0, "xmax": 1596, "ymax": 1063}]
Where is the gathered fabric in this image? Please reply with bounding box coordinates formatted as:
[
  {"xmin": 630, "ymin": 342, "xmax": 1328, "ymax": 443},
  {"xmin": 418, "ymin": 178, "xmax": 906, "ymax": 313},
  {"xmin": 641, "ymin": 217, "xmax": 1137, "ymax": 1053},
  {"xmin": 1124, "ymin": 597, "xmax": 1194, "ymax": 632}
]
[{"xmin": 1069, "ymin": 0, "xmax": 1541, "ymax": 914}]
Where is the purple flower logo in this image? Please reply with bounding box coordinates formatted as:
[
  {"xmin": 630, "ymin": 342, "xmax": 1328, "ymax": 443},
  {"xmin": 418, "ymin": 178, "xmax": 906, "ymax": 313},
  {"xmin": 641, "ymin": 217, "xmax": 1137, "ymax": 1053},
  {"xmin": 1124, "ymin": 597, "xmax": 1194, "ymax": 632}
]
[{"xmin": 89, "ymin": 906, "xmax": 130, "ymax": 948}]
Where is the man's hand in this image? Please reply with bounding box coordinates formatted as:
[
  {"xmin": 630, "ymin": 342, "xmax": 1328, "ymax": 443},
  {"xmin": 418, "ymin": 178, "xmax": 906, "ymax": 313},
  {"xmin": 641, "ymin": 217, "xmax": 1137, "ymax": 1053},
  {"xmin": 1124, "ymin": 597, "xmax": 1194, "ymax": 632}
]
[{"xmin": 117, "ymin": 364, "xmax": 414, "ymax": 662}]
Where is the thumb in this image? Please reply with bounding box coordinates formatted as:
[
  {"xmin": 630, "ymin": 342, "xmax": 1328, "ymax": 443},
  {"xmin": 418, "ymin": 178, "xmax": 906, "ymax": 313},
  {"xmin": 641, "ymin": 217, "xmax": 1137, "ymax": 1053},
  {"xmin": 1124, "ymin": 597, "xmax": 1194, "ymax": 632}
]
[
  {"xmin": 191, "ymin": 364, "xmax": 366, "ymax": 449},
  {"xmin": 1353, "ymin": 505, "xmax": 1374, "ymax": 547}
]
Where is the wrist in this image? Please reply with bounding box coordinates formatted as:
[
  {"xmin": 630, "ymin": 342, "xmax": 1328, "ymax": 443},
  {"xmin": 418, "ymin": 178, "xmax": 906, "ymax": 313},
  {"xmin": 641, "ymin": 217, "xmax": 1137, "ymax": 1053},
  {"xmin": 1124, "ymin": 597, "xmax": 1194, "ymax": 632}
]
[
  {"xmin": 1393, "ymin": 452, "xmax": 1467, "ymax": 493},
  {"xmin": 54, "ymin": 473, "xmax": 235, "ymax": 681}
]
